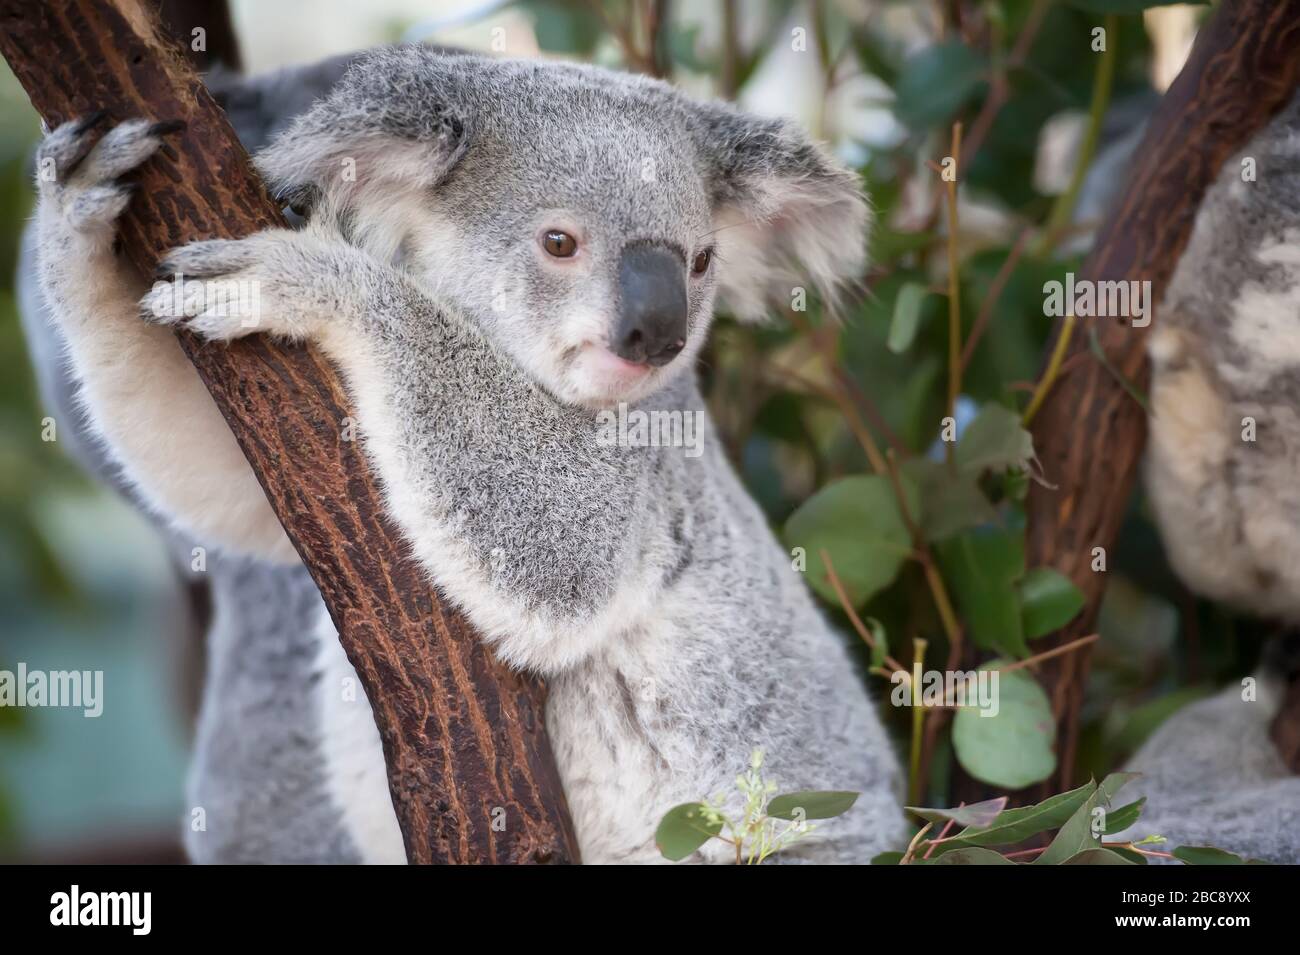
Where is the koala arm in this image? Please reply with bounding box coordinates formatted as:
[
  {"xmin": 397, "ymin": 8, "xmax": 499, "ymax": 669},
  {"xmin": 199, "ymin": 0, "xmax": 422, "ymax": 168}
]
[
  {"xmin": 31, "ymin": 117, "xmax": 296, "ymax": 562},
  {"xmin": 144, "ymin": 214, "xmax": 672, "ymax": 673}
]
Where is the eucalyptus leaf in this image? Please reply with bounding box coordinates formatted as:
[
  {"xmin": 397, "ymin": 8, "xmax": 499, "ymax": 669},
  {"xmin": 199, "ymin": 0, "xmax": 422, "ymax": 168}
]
[
  {"xmin": 887, "ymin": 282, "xmax": 931, "ymax": 354},
  {"xmin": 654, "ymin": 803, "xmax": 722, "ymax": 862},
  {"xmin": 1018, "ymin": 567, "xmax": 1085, "ymax": 639},
  {"xmin": 907, "ymin": 797, "xmax": 1008, "ymax": 830},
  {"xmin": 783, "ymin": 475, "xmax": 916, "ymax": 607},
  {"xmin": 1034, "ymin": 773, "xmax": 1139, "ymax": 865},
  {"xmin": 1102, "ymin": 797, "xmax": 1146, "ymax": 835},
  {"xmin": 871, "ymin": 851, "xmax": 905, "ymax": 865},
  {"xmin": 937, "ymin": 528, "xmax": 1027, "ymax": 657},
  {"xmin": 865, "ymin": 616, "xmax": 889, "ymax": 671},
  {"xmin": 767, "ymin": 790, "xmax": 859, "ymax": 821},
  {"xmin": 952, "ymin": 664, "xmax": 1055, "ymax": 789},
  {"xmin": 903, "ymin": 459, "xmax": 998, "ymax": 543},
  {"xmin": 1172, "ymin": 845, "xmax": 1250, "ymax": 866},
  {"xmin": 928, "ymin": 780, "xmax": 1096, "ymax": 857},
  {"xmin": 893, "ymin": 42, "xmax": 988, "ymax": 130},
  {"xmin": 955, "ymin": 404, "xmax": 1035, "ymax": 478}
]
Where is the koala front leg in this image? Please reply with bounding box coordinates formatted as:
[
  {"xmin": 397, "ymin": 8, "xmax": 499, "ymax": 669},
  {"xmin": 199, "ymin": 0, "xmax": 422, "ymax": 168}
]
[
  {"xmin": 146, "ymin": 225, "xmax": 659, "ymax": 674},
  {"xmin": 33, "ymin": 117, "xmax": 295, "ymax": 562}
]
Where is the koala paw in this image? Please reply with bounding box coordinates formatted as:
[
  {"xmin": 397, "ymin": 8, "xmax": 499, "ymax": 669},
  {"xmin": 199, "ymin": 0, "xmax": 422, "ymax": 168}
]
[
  {"xmin": 141, "ymin": 229, "xmax": 342, "ymax": 342},
  {"xmin": 36, "ymin": 115, "xmax": 183, "ymax": 237}
]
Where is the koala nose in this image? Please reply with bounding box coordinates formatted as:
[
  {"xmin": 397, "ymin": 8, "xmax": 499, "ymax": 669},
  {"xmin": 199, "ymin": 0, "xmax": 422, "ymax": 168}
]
[{"xmin": 614, "ymin": 243, "xmax": 688, "ymax": 367}]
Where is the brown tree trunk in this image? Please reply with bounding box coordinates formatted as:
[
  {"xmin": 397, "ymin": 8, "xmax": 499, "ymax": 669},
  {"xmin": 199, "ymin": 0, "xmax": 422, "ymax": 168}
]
[
  {"xmin": 1020, "ymin": 0, "xmax": 1300, "ymax": 795},
  {"xmin": 0, "ymin": 0, "xmax": 580, "ymax": 863}
]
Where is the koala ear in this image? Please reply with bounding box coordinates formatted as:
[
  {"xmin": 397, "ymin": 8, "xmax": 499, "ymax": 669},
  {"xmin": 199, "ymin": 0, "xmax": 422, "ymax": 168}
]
[
  {"xmin": 691, "ymin": 103, "xmax": 869, "ymax": 321},
  {"xmin": 254, "ymin": 46, "xmax": 470, "ymax": 217}
]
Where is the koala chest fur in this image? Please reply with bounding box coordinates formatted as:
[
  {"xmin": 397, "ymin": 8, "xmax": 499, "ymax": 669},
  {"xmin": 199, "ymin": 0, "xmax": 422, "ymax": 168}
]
[{"xmin": 310, "ymin": 304, "xmax": 903, "ymax": 862}]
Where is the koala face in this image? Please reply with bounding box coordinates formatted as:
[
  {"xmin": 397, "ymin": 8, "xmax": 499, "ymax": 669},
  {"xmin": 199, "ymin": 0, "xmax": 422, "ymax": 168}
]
[
  {"xmin": 407, "ymin": 78, "xmax": 720, "ymax": 408},
  {"xmin": 256, "ymin": 47, "xmax": 869, "ymax": 409}
]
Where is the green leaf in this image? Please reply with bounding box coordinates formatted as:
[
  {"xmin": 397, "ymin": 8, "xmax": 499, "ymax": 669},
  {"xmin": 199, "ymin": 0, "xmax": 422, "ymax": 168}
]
[
  {"xmin": 1062, "ymin": 848, "xmax": 1137, "ymax": 865},
  {"xmin": 1034, "ymin": 773, "xmax": 1139, "ymax": 865},
  {"xmin": 654, "ymin": 803, "xmax": 723, "ymax": 862},
  {"xmin": 937, "ymin": 527, "xmax": 1027, "ymax": 657},
  {"xmin": 907, "ymin": 797, "xmax": 1008, "ymax": 829},
  {"xmin": 1017, "ymin": 567, "xmax": 1085, "ymax": 639},
  {"xmin": 928, "ymin": 780, "xmax": 1096, "ymax": 857},
  {"xmin": 893, "ymin": 42, "xmax": 989, "ymax": 131},
  {"xmin": 955, "ymin": 404, "xmax": 1035, "ymax": 477},
  {"xmin": 767, "ymin": 790, "xmax": 859, "ymax": 821},
  {"xmin": 929, "ymin": 847, "xmax": 1015, "ymax": 865},
  {"xmin": 1064, "ymin": 0, "xmax": 1206, "ymax": 14},
  {"xmin": 784, "ymin": 475, "xmax": 916, "ymax": 607},
  {"xmin": 1102, "ymin": 797, "xmax": 1146, "ymax": 835},
  {"xmin": 952, "ymin": 664, "xmax": 1056, "ymax": 789},
  {"xmin": 871, "ymin": 851, "xmax": 905, "ymax": 865},
  {"xmin": 865, "ymin": 616, "xmax": 889, "ymax": 671},
  {"xmin": 1172, "ymin": 845, "xmax": 1249, "ymax": 866},
  {"xmin": 524, "ymin": 0, "xmax": 602, "ymax": 54},
  {"xmin": 887, "ymin": 282, "xmax": 931, "ymax": 354},
  {"xmin": 903, "ymin": 459, "xmax": 998, "ymax": 543}
]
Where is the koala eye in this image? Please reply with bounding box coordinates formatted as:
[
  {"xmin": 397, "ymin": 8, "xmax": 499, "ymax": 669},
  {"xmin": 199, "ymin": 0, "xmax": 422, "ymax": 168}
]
[
  {"xmin": 542, "ymin": 230, "xmax": 578, "ymax": 258},
  {"xmin": 691, "ymin": 248, "xmax": 713, "ymax": 276}
]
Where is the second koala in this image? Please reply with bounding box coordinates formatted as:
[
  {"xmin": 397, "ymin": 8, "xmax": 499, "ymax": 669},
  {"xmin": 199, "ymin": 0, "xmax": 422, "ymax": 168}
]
[{"xmin": 31, "ymin": 45, "xmax": 903, "ymax": 863}]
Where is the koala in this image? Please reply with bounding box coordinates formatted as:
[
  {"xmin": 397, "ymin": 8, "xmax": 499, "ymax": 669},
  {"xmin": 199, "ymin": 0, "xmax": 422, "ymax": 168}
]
[
  {"xmin": 1126, "ymin": 89, "xmax": 1300, "ymax": 862},
  {"xmin": 26, "ymin": 45, "xmax": 904, "ymax": 863}
]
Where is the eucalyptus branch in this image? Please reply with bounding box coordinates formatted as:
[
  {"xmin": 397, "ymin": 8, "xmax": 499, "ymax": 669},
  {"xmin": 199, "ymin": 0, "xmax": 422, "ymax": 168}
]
[
  {"xmin": 943, "ymin": 121, "xmax": 964, "ymax": 453},
  {"xmin": 1037, "ymin": 14, "xmax": 1119, "ymax": 256}
]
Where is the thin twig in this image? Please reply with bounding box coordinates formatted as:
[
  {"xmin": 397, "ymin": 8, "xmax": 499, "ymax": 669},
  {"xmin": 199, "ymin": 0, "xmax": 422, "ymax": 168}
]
[
  {"xmin": 991, "ymin": 633, "xmax": 1100, "ymax": 674},
  {"xmin": 922, "ymin": 803, "xmax": 963, "ymax": 860},
  {"xmin": 820, "ymin": 550, "xmax": 910, "ymax": 677},
  {"xmin": 961, "ymin": 0, "xmax": 1050, "ymax": 165},
  {"xmin": 1022, "ymin": 313, "xmax": 1076, "ymax": 425},
  {"xmin": 943, "ymin": 121, "xmax": 964, "ymax": 451},
  {"xmin": 910, "ymin": 636, "xmax": 928, "ymax": 806},
  {"xmin": 1036, "ymin": 14, "xmax": 1119, "ymax": 257},
  {"xmin": 960, "ymin": 227, "xmax": 1031, "ymax": 372}
]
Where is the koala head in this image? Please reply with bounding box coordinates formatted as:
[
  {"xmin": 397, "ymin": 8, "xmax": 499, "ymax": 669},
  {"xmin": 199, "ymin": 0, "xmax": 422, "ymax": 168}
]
[{"xmin": 257, "ymin": 45, "xmax": 868, "ymax": 409}]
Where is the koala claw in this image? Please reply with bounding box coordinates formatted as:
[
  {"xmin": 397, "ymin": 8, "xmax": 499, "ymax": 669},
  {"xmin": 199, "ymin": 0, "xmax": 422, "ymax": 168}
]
[
  {"xmin": 37, "ymin": 115, "xmax": 183, "ymax": 234},
  {"xmin": 141, "ymin": 231, "xmax": 323, "ymax": 343}
]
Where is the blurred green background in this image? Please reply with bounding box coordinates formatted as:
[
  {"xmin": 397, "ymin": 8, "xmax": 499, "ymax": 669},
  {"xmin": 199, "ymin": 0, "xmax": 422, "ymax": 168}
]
[{"xmin": 0, "ymin": 0, "xmax": 1264, "ymax": 860}]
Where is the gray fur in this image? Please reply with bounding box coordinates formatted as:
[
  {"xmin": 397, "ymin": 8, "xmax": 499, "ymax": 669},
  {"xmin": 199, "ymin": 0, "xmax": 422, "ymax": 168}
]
[
  {"xmin": 185, "ymin": 557, "xmax": 358, "ymax": 864},
  {"xmin": 18, "ymin": 58, "xmax": 363, "ymax": 864},
  {"xmin": 27, "ymin": 45, "xmax": 900, "ymax": 863},
  {"xmin": 1118, "ymin": 674, "xmax": 1300, "ymax": 864},
  {"xmin": 1137, "ymin": 90, "xmax": 1300, "ymax": 862}
]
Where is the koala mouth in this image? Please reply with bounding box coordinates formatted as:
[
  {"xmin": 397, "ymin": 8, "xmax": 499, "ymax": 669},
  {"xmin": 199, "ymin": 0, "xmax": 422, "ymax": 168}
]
[{"xmin": 582, "ymin": 344, "xmax": 656, "ymax": 379}]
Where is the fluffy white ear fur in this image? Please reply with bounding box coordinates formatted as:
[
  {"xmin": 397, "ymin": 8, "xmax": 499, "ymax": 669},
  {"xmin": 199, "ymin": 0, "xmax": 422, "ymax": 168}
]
[
  {"xmin": 698, "ymin": 111, "xmax": 870, "ymax": 322},
  {"xmin": 251, "ymin": 55, "xmax": 471, "ymax": 265},
  {"xmin": 712, "ymin": 172, "xmax": 870, "ymax": 322}
]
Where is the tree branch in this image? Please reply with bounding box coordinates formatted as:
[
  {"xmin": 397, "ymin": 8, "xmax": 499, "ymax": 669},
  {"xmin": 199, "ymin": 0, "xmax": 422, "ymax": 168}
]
[
  {"xmin": 1022, "ymin": 0, "xmax": 1300, "ymax": 792},
  {"xmin": 0, "ymin": 0, "xmax": 580, "ymax": 863}
]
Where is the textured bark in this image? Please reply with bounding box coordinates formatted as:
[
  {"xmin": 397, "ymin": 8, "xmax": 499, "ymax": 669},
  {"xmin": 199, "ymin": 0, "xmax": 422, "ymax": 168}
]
[
  {"xmin": 0, "ymin": 0, "xmax": 580, "ymax": 863},
  {"xmin": 1021, "ymin": 0, "xmax": 1300, "ymax": 791}
]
